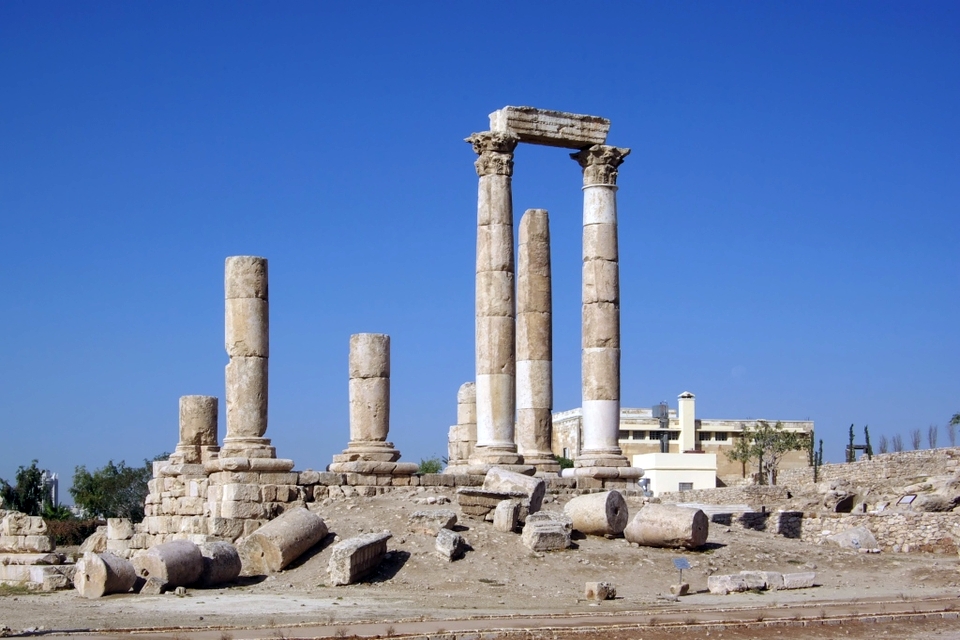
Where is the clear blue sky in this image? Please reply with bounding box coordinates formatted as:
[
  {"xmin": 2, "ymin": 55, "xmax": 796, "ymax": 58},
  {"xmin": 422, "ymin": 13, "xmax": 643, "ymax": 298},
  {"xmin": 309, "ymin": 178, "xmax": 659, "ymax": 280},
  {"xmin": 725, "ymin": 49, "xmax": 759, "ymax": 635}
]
[{"xmin": 2, "ymin": 2, "xmax": 958, "ymax": 498}]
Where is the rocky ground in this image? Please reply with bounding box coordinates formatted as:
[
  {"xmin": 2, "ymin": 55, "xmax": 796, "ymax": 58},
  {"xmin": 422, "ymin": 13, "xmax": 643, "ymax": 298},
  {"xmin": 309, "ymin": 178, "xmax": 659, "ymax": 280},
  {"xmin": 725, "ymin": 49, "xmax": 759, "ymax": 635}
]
[{"xmin": 2, "ymin": 486, "xmax": 959, "ymax": 639}]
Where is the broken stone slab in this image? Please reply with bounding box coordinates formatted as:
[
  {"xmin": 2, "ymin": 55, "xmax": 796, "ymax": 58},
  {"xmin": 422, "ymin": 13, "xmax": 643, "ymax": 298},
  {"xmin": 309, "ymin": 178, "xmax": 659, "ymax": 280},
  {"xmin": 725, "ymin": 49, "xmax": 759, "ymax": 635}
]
[
  {"xmin": 521, "ymin": 523, "xmax": 570, "ymax": 552},
  {"xmin": 237, "ymin": 506, "xmax": 328, "ymax": 576},
  {"xmin": 740, "ymin": 570, "xmax": 784, "ymax": 591},
  {"xmin": 328, "ymin": 531, "xmax": 392, "ymax": 586},
  {"xmin": 435, "ymin": 528, "xmax": 466, "ymax": 562},
  {"xmin": 782, "ymin": 571, "xmax": 816, "ymax": 589},
  {"xmin": 563, "ymin": 490, "xmax": 628, "ymax": 536},
  {"xmin": 707, "ymin": 574, "xmax": 750, "ymax": 595},
  {"xmin": 624, "ymin": 504, "xmax": 708, "ymax": 549},
  {"xmin": 139, "ymin": 577, "xmax": 164, "ymax": 595},
  {"xmin": 132, "ymin": 540, "xmax": 203, "ymax": 589},
  {"xmin": 456, "ymin": 487, "xmax": 529, "ymax": 519},
  {"xmin": 670, "ymin": 582, "xmax": 690, "ymax": 596},
  {"xmin": 584, "ymin": 581, "xmax": 615, "ymax": 601},
  {"xmin": 107, "ymin": 518, "xmax": 134, "ymax": 541},
  {"xmin": 488, "ymin": 106, "xmax": 610, "ymax": 149},
  {"xmin": 408, "ymin": 509, "xmax": 458, "ymax": 535},
  {"xmin": 483, "ymin": 467, "xmax": 545, "ymax": 517},
  {"xmin": 493, "ymin": 500, "xmax": 520, "ymax": 533},
  {"xmin": 826, "ymin": 525, "xmax": 879, "ymax": 552},
  {"xmin": 196, "ymin": 541, "xmax": 242, "ymax": 587},
  {"xmin": 79, "ymin": 528, "xmax": 107, "ymax": 554},
  {"xmin": 74, "ymin": 552, "xmax": 137, "ymax": 599}
]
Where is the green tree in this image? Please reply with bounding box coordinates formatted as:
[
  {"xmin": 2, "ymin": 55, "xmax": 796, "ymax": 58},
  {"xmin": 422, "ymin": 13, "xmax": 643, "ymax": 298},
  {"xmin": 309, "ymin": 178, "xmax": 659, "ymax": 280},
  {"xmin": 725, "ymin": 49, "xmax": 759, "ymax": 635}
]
[
  {"xmin": 0, "ymin": 460, "xmax": 49, "ymax": 516},
  {"xmin": 724, "ymin": 428, "xmax": 754, "ymax": 479},
  {"xmin": 847, "ymin": 424, "xmax": 856, "ymax": 462},
  {"xmin": 70, "ymin": 457, "xmax": 161, "ymax": 521},
  {"xmin": 749, "ymin": 420, "xmax": 806, "ymax": 485},
  {"xmin": 864, "ymin": 425, "xmax": 873, "ymax": 460}
]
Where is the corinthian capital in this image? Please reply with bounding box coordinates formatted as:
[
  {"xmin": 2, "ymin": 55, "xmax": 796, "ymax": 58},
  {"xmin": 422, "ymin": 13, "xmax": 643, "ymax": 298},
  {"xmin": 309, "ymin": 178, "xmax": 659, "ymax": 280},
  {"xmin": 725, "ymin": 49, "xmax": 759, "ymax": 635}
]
[
  {"xmin": 571, "ymin": 145, "xmax": 631, "ymax": 186},
  {"xmin": 466, "ymin": 131, "xmax": 519, "ymax": 177}
]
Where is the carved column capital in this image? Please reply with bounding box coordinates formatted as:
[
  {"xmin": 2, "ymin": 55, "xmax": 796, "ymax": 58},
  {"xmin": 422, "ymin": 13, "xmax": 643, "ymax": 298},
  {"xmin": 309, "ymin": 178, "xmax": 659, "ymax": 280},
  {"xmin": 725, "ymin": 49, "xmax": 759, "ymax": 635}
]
[
  {"xmin": 466, "ymin": 131, "xmax": 519, "ymax": 177},
  {"xmin": 571, "ymin": 145, "xmax": 631, "ymax": 186}
]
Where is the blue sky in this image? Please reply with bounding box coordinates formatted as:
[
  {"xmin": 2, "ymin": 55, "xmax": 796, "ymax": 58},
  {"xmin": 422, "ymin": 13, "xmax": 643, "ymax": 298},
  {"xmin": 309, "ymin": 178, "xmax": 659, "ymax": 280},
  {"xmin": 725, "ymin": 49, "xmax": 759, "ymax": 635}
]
[{"xmin": 2, "ymin": 2, "xmax": 958, "ymax": 497}]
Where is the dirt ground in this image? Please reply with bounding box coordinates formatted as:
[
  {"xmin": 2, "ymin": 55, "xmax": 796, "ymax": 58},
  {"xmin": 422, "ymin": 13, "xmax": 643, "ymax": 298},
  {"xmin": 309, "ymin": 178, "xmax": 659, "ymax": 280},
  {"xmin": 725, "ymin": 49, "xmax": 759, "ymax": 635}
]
[{"xmin": 2, "ymin": 487, "xmax": 959, "ymax": 639}]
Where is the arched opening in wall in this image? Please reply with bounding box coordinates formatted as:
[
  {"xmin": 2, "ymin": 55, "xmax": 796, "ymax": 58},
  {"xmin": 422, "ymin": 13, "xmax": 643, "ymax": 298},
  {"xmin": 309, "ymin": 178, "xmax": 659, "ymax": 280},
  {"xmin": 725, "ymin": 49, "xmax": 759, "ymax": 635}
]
[{"xmin": 835, "ymin": 495, "xmax": 856, "ymax": 513}]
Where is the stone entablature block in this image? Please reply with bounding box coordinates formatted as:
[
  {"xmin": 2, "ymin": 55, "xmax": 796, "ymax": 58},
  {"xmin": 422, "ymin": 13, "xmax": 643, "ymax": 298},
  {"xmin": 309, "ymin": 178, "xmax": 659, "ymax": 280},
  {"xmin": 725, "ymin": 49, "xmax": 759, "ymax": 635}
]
[{"xmin": 489, "ymin": 106, "xmax": 610, "ymax": 149}]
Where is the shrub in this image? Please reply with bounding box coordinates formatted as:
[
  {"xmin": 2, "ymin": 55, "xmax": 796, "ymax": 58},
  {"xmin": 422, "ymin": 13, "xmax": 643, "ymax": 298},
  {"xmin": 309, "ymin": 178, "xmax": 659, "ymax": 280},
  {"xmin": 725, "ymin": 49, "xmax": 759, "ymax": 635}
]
[
  {"xmin": 417, "ymin": 457, "xmax": 443, "ymax": 474},
  {"xmin": 555, "ymin": 455, "xmax": 574, "ymax": 470},
  {"xmin": 45, "ymin": 518, "xmax": 103, "ymax": 546}
]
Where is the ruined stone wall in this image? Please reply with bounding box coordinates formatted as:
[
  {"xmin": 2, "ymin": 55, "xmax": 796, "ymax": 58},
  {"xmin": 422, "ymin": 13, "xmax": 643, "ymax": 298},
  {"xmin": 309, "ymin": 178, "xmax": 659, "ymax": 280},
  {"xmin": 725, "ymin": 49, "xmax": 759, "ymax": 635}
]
[
  {"xmin": 659, "ymin": 485, "xmax": 790, "ymax": 507},
  {"xmin": 797, "ymin": 512, "xmax": 960, "ymax": 553},
  {"xmin": 779, "ymin": 448, "xmax": 960, "ymax": 488}
]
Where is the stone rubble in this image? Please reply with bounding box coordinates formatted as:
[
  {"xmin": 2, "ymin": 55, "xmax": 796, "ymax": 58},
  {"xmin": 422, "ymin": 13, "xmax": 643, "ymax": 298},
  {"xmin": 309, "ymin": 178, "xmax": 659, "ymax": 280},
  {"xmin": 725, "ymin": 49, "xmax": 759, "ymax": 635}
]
[{"xmin": 328, "ymin": 531, "xmax": 392, "ymax": 586}]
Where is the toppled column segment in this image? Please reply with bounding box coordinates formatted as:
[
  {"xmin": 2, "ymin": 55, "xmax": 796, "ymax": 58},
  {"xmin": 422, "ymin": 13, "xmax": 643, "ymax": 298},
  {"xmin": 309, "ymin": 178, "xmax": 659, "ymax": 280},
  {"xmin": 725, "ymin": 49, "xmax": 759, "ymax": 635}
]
[
  {"xmin": 74, "ymin": 552, "xmax": 137, "ymax": 599},
  {"xmin": 328, "ymin": 531, "xmax": 392, "ymax": 586},
  {"xmin": 132, "ymin": 540, "xmax": 203, "ymax": 590},
  {"xmin": 563, "ymin": 490, "xmax": 628, "ymax": 536},
  {"xmin": 624, "ymin": 504, "xmax": 708, "ymax": 549},
  {"xmin": 197, "ymin": 541, "xmax": 242, "ymax": 587},
  {"xmin": 237, "ymin": 507, "xmax": 328, "ymax": 576}
]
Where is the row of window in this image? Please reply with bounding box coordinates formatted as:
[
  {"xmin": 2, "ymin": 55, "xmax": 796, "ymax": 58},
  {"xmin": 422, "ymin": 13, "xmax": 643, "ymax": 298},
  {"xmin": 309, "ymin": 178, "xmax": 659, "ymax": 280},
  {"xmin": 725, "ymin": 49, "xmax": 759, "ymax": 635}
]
[{"xmin": 617, "ymin": 430, "xmax": 730, "ymax": 442}]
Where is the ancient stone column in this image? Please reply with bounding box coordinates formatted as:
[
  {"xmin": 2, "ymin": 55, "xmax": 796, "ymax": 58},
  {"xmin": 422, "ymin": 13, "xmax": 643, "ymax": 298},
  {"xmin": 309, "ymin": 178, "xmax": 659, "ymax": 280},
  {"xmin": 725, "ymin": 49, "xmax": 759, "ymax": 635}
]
[
  {"xmin": 516, "ymin": 209, "xmax": 559, "ymax": 474},
  {"xmin": 221, "ymin": 256, "xmax": 274, "ymax": 459},
  {"xmin": 572, "ymin": 145, "xmax": 631, "ymax": 470},
  {"xmin": 329, "ymin": 334, "xmax": 417, "ymax": 474},
  {"xmin": 170, "ymin": 395, "xmax": 219, "ymax": 465},
  {"xmin": 445, "ymin": 382, "xmax": 477, "ymax": 470},
  {"xmin": 466, "ymin": 131, "xmax": 523, "ymax": 467}
]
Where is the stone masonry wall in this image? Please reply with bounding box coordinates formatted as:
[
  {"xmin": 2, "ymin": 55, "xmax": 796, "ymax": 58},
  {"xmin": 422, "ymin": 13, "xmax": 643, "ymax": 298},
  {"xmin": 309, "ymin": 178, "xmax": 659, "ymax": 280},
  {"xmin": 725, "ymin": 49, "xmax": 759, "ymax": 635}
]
[
  {"xmin": 779, "ymin": 447, "xmax": 960, "ymax": 488},
  {"xmin": 660, "ymin": 486, "xmax": 790, "ymax": 507},
  {"xmin": 797, "ymin": 512, "xmax": 960, "ymax": 553}
]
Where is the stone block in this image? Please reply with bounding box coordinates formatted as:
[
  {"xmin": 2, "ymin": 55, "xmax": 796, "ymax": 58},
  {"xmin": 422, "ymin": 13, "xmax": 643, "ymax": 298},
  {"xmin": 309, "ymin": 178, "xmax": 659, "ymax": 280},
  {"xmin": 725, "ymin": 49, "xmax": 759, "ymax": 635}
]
[
  {"xmin": 740, "ymin": 570, "xmax": 784, "ymax": 591},
  {"xmin": 224, "ymin": 255, "xmax": 267, "ymax": 300},
  {"xmin": 670, "ymin": 582, "xmax": 690, "ymax": 596},
  {"xmin": 328, "ymin": 531, "xmax": 392, "ymax": 586},
  {"xmin": 408, "ymin": 510, "xmax": 458, "ymax": 538},
  {"xmin": 493, "ymin": 500, "xmax": 520, "ymax": 533},
  {"xmin": 521, "ymin": 522, "xmax": 570, "ymax": 552},
  {"xmin": 708, "ymin": 574, "xmax": 750, "ymax": 595},
  {"xmin": 489, "ymin": 106, "xmax": 610, "ymax": 149},
  {"xmin": 826, "ymin": 526, "xmax": 879, "ymax": 551},
  {"xmin": 221, "ymin": 500, "xmax": 264, "ymax": 520},
  {"xmin": 222, "ymin": 483, "xmax": 262, "ymax": 503},
  {"xmin": 781, "ymin": 572, "xmax": 816, "ymax": 590},
  {"xmin": 584, "ymin": 581, "xmax": 616, "ymax": 601},
  {"xmin": 22, "ymin": 535, "xmax": 54, "ymax": 553},
  {"xmin": 259, "ymin": 472, "xmax": 300, "ymax": 485},
  {"xmin": 209, "ymin": 471, "xmax": 260, "ymax": 484},
  {"xmin": 298, "ymin": 469, "xmax": 320, "ymax": 485},
  {"xmin": 483, "ymin": 467, "xmax": 545, "ymax": 516},
  {"xmin": 1, "ymin": 512, "xmax": 48, "ymax": 536},
  {"xmin": 209, "ymin": 518, "xmax": 245, "ymax": 540},
  {"xmin": 177, "ymin": 497, "xmax": 205, "ymax": 516},
  {"xmin": 435, "ymin": 528, "xmax": 466, "ymax": 562}
]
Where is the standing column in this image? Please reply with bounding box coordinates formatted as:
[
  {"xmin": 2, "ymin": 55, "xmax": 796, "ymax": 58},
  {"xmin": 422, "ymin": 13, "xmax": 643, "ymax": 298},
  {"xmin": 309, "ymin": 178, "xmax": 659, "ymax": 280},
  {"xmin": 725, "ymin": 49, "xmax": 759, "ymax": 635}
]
[
  {"xmin": 466, "ymin": 131, "xmax": 523, "ymax": 466},
  {"xmin": 170, "ymin": 396, "xmax": 219, "ymax": 464},
  {"xmin": 571, "ymin": 145, "xmax": 631, "ymax": 470},
  {"xmin": 221, "ymin": 256, "xmax": 275, "ymax": 459},
  {"xmin": 516, "ymin": 209, "xmax": 560, "ymax": 474}
]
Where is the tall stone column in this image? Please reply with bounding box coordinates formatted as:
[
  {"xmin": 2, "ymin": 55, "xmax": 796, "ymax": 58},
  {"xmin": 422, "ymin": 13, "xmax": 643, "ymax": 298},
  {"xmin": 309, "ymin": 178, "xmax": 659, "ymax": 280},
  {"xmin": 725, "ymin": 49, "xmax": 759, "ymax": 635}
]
[
  {"xmin": 466, "ymin": 131, "xmax": 523, "ymax": 467},
  {"xmin": 329, "ymin": 334, "xmax": 417, "ymax": 475},
  {"xmin": 170, "ymin": 396, "xmax": 220, "ymax": 464},
  {"xmin": 571, "ymin": 145, "xmax": 632, "ymax": 470},
  {"xmin": 516, "ymin": 209, "xmax": 560, "ymax": 474},
  {"xmin": 221, "ymin": 256, "xmax": 275, "ymax": 459}
]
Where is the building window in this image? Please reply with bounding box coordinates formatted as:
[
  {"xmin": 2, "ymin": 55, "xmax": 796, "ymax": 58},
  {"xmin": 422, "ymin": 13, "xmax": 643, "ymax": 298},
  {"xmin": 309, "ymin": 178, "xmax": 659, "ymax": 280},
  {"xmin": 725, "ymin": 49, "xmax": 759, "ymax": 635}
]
[
  {"xmin": 562, "ymin": 448, "xmax": 569, "ymax": 459},
  {"xmin": 715, "ymin": 432, "xmax": 728, "ymax": 442},
  {"xmin": 667, "ymin": 431, "xmax": 679, "ymax": 441},
  {"xmin": 618, "ymin": 430, "xmax": 629, "ymax": 441},
  {"xmin": 635, "ymin": 431, "xmax": 645, "ymax": 441},
  {"xmin": 679, "ymin": 482, "xmax": 693, "ymax": 492},
  {"xmin": 698, "ymin": 432, "xmax": 712, "ymax": 441}
]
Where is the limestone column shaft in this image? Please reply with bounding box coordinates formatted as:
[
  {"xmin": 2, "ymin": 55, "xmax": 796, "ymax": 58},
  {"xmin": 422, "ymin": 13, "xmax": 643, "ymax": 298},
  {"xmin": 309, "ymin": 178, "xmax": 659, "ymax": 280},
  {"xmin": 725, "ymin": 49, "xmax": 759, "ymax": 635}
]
[
  {"xmin": 171, "ymin": 395, "xmax": 219, "ymax": 464},
  {"xmin": 222, "ymin": 256, "xmax": 274, "ymax": 459},
  {"xmin": 516, "ymin": 209, "xmax": 559, "ymax": 473},
  {"xmin": 572, "ymin": 145, "xmax": 631, "ymax": 468},
  {"xmin": 466, "ymin": 131, "xmax": 522, "ymax": 465}
]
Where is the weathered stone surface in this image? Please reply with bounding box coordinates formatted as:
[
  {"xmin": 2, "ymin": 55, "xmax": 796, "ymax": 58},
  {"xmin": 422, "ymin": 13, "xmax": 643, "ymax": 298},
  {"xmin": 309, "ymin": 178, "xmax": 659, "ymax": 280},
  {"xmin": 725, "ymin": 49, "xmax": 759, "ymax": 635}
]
[
  {"xmin": 224, "ymin": 355, "xmax": 268, "ymax": 440},
  {"xmin": 80, "ymin": 529, "xmax": 107, "ymax": 554},
  {"xmin": 132, "ymin": 540, "xmax": 203, "ymax": 589},
  {"xmin": 139, "ymin": 577, "xmax": 164, "ymax": 595},
  {"xmin": 483, "ymin": 467, "xmax": 544, "ymax": 516},
  {"xmin": 781, "ymin": 571, "xmax": 816, "ymax": 589},
  {"xmin": 584, "ymin": 581, "xmax": 616, "ymax": 601},
  {"xmin": 0, "ymin": 511, "xmax": 47, "ymax": 536},
  {"xmin": 348, "ymin": 377, "xmax": 390, "ymax": 442},
  {"xmin": 224, "ymin": 256, "xmax": 267, "ymax": 300},
  {"xmin": 707, "ymin": 574, "xmax": 749, "ymax": 595},
  {"xmin": 237, "ymin": 507, "xmax": 327, "ymax": 575},
  {"xmin": 409, "ymin": 510, "xmax": 457, "ymax": 535},
  {"xmin": 225, "ymin": 297, "xmax": 268, "ymax": 357},
  {"xmin": 328, "ymin": 531, "xmax": 391, "ymax": 586},
  {"xmin": 74, "ymin": 552, "xmax": 137, "ymax": 599},
  {"xmin": 521, "ymin": 521, "xmax": 570, "ymax": 552},
  {"xmin": 563, "ymin": 491, "xmax": 628, "ymax": 536},
  {"xmin": 624, "ymin": 504, "xmax": 708, "ymax": 549},
  {"xmin": 348, "ymin": 333, "xmax": 390, "ymax": 378},
  {"xmin": 493, "ymin": 500, "xmax": 520, "ymax": 533},
  {"xmin": 435, "ymin": 528, "xmax": 465, "ymax": 562},
  {"xmin": 196, "ymin": 541, "xmax": 241, "ymax": 587},
  {"xmin": 489, "ymin": 106, "xmax": 610, "ymax": 149},
  {"xmin": 740, "ymin": 570, "xmax": 784, "ymax": 591},
  {"xmin": 826, "ymin": 525, "xmax": 879, "ymax": 551},
  {"xmin": 456, "ymin": 382, "xmax": 477, "ymax": 425},
  {"xmin": 670, "ymin": 582, "xmax": 690, "ymax": 596}
]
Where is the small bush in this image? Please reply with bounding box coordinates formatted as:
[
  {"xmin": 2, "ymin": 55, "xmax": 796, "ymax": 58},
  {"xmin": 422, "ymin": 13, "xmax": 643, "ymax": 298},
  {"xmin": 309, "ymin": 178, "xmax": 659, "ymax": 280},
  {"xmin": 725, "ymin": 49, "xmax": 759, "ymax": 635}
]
[
  {"xmin": 45, "ymin": 518, "xmax": 103, "ymax": 546},
  {"xmin": 417, "ymin": 457, "xmax": 443, "ymax": 474},
  {"xmin": 555, "ymin": 455, "xmax": 574, "ymax": 470}
]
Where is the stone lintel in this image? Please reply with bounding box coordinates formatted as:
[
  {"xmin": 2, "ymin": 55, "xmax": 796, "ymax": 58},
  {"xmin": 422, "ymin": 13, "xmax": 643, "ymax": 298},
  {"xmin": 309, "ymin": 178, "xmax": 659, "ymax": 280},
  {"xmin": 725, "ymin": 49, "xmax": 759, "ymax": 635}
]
[
  {"xmin": 489, "ymin": 106, "xmax": 610, "ymax": 149},
  {"xmin": 204, "ymin": 457, "xmax": 295, "ymax": 474}
]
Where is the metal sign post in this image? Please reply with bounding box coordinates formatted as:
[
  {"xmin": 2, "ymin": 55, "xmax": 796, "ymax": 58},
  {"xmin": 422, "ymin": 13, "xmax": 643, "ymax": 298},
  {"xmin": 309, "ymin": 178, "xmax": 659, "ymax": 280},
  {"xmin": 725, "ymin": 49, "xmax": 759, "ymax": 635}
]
[{"xmin": 673, "ymin": 557, "xmax": 690, "ymax": 584}]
